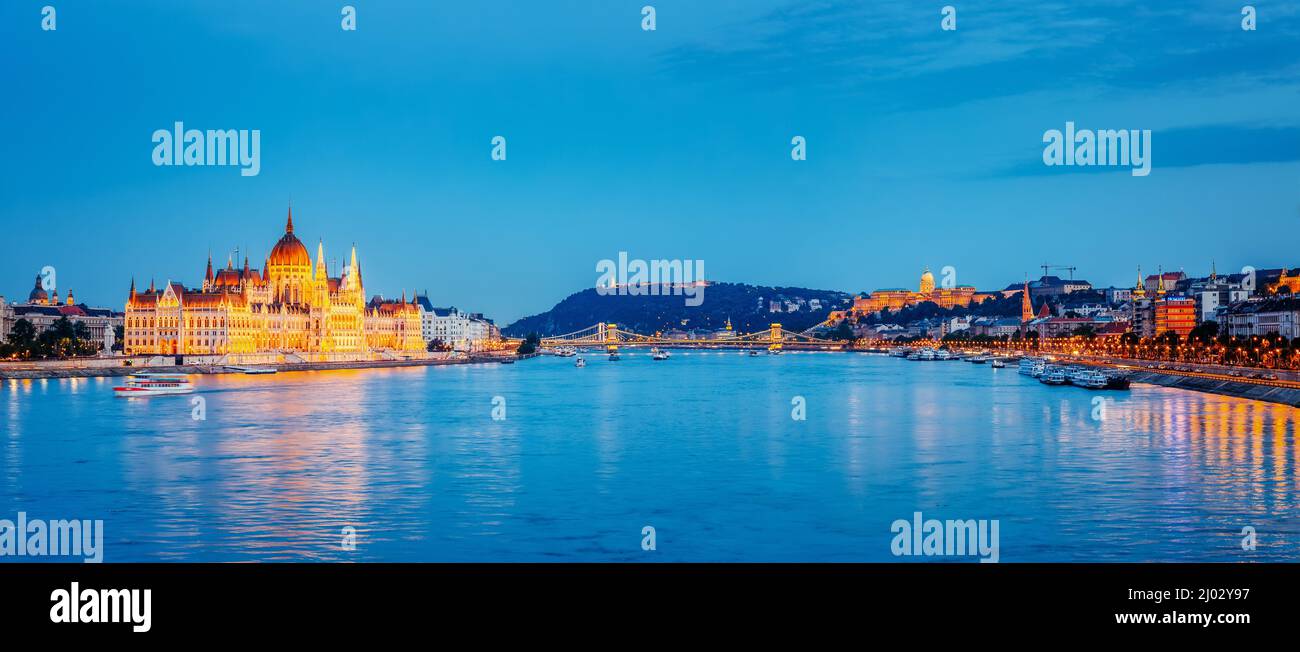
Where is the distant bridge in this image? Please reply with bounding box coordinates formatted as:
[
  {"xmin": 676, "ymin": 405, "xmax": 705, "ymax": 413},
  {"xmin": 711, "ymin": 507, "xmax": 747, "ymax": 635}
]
[{"xmin": 536, "ymin": 322, "xmax": 842, "ymax": 353}]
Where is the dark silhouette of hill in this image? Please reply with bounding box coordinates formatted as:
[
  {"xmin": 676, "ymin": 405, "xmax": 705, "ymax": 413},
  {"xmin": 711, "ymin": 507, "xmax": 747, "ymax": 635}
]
[{"xmin": 503, "ymin": 282, "xmax": 852, "ymax": 337}]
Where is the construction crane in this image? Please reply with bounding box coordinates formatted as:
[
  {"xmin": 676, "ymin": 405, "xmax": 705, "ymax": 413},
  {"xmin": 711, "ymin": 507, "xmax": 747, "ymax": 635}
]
[{"xmin": 1040, "ymin": 263, "xmax": 1077, "ymax": 279}]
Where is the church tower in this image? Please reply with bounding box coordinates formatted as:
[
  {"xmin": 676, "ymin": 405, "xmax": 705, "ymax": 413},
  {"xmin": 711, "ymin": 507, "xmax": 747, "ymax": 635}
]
[{"xmin": 1020, "ymin": 277, "xmax": 1033, "ymax": 323}]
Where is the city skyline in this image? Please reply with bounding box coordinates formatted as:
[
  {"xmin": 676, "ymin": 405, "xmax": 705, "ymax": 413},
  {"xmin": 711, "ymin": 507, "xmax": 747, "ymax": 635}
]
[{"xmin": 3, "ymin": 1, "xmax": 1298, "ymax": 322}]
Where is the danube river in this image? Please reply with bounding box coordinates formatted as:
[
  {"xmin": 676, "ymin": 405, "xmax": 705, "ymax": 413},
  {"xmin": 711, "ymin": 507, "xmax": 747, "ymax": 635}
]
[{"xmin": 3, "ymin": 353, "xmax": 1299, "ymax": 562}]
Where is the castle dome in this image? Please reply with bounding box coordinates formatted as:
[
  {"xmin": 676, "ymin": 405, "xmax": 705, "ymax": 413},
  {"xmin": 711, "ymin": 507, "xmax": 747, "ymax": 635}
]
[
  {"xmin": 28, "ymin": 274, "xmax": 48, "ymax": 303},
  {"xmin": 268, "ymin": 208, "xmax": 310, "ymax": 268},
  {"xmin": 919, "ymin": 267, "xmax": 936, "ymax": 294}
]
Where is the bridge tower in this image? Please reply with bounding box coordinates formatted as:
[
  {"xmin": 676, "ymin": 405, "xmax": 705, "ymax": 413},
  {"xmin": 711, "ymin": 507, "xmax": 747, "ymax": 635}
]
[
  {"xmin": 605, "ymin": 322, "xmax": 619, "ymax": 355},
  {"xmin": 769, "ymin": 323, "xmax": 783, "ymax": 352}
]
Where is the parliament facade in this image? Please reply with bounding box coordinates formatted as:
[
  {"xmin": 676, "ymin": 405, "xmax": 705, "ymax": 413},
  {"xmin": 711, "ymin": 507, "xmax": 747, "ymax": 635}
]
[{"xmin": 123, "ymin": 210, "xmax": 423, "ymax": 356}]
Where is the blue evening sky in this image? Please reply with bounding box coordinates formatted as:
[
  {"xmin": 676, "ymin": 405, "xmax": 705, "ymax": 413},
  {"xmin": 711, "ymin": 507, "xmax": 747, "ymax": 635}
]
[{"xmin": 2, "ymin": 1, "xmax": 1298, "ymax": 322}]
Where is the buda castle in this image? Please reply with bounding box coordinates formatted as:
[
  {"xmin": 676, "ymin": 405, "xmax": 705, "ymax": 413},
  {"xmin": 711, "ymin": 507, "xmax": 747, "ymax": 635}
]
[
  {"xmin": 829, "ymin": 267, "xmax": 995, "ymax": 324},
  {"xmin": 123, "ymin": 209, "xmax": 423, "ymax": 357}
]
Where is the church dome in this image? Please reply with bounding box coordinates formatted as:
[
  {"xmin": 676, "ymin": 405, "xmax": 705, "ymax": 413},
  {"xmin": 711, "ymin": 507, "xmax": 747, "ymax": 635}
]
[
  {"xmin": 268, "ymin": 208, "xmax": 310, "ymax": 268},
  {"xmin": 28, "ymin": 274, "xmax": 48, "ymax": 303}
]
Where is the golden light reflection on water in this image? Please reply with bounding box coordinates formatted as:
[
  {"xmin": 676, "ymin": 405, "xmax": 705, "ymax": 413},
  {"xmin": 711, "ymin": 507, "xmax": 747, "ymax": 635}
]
[{"xmin": 1091, "ymin": 388, "xmax": 1300, "ymax": 515}]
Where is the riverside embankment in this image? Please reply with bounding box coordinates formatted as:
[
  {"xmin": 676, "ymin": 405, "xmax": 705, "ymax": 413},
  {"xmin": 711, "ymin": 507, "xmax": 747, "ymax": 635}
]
[
  {"xmin": 1126, "ymin": 369, "xmax": 1300, "ymax": 407},
  {"xmin": 0, "ymin": 353, "xmax": 525, "ymax": 380}
]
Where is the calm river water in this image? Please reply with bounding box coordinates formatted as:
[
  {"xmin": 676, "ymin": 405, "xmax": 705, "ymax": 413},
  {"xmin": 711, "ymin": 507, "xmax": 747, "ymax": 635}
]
[{"xmin": 3, "ymin": 352, "xmax": 1298, "ymax": 561}]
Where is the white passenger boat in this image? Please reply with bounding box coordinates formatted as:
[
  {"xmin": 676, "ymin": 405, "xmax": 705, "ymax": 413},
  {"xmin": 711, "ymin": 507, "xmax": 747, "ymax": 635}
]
[
  {"xmin": 914, "ymin": 349, "xmax": 937, "ymax": 361},
  {"xmin": 1018, "ymin": 358, "xmax": 1046, "ymax": 377},
  {"xmin": 1039, "ymin": 366, "xmax": 1068, "ymax": 385},
  {"xmin": 113, "ymin": 373, "xmax": 194, "ymax": 396},
  {"xmin": 575, "ymin": 357, "xmax": 586, "ymax": 368},
  {"xmin": 990, "ymin": 358, "xmax": 1006, "ymax": 368},
  {"xmin": 934, "ymin": 349, "xmax": 955, "ymax": 361},
  {"xmin": 1068, "ymin": 368, "xmax": 1108, "ymax": 389},
  {"xmin": 651, "ymin": 348, "xmax": 670, "ymax": 361}
]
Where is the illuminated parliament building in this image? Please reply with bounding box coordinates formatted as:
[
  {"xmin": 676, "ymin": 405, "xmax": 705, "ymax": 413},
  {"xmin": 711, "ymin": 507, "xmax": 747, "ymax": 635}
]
[{"xmin": 123, "ymin": 209, "xmax": 424, "ymax": 357}]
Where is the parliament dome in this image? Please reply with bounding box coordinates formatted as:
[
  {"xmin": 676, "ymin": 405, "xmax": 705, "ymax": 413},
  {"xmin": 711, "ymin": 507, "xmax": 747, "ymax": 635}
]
[{"xmin": 268, "ymin": 208, "xmax": 310, "ymax": 268}]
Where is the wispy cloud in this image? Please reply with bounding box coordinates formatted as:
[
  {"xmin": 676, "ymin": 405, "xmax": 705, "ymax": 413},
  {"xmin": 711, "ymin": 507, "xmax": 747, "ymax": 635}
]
[{"xmin": 655, "ymin": 1, "xmax": 1300, "ymax": 111}]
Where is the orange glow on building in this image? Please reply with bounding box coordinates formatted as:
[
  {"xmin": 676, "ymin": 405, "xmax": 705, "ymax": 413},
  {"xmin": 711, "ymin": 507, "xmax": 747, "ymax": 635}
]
[
  {"xmin": 123, "ymin": 209, "xmax": 424, "ymax": 356},
  {"xmin": 836, "ymin": 268, "xmax": 993, "ymax": 322},
  {"xmin": 1154, "ymin": 296, "xmax": 1196, "ymax": 337}
]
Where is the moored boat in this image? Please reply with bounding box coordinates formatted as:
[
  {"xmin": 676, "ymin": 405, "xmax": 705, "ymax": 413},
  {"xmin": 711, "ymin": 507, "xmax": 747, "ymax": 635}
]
[
  {"xmin": 1039, "ymin": 366, "xmax": 1068, "ymax": 385},
  {"xmin": 1102, "ymin": 369, "xmax": 1131, "ymax": 390},
  {"xmin": 1066, "ymin": 366, "xmax": 1107, "ymax": 387},
  {"xmin": 1018, "ymin": 358, "xmax": 1046, "ymax": 377},
  {"xmin": 990, "ymin": 358, "xmax": 1006, "ymax": 368},
  {"xmin": 1068, "ymin": 367, "xmax": 1108, "ymax": 389},
  {"xmin": 225, "ymin": 365, "xmax": 276, "ymax": 375}
]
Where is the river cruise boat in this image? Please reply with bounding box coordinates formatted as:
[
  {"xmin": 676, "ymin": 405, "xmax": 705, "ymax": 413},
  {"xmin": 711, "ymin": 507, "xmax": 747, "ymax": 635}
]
[
  {"xmin": 1039, "ymin": 366, "xmax": 1068, "ymax": 385},
  {"xmin": 912, "ymin": 349, "xmax": 937, "ymax": 361},
  {"xmin": 990, "ymin": 358, "xmax": 1006, "ymax": 368},
  {"xmin": 651, "ymin": 348, "xmax": 670, "ymax": 361},
  {"xmin": 1068, "ymin": 368, "xmax": 1109, "ymax": 389},
  {"xmin": 113, "ymin": 373, "xmax": 194, "ymax": 397},
  {"xmin": 1018, "ymin": 358, "xmax": 1046, "ymax": 377},
  {"xmin": 967, "ymin": 355, "xmax": 988, "ymax": 364},
  {"xmin": 934, "ymin": 349, "xmax": 955, "ymax": 361}
]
